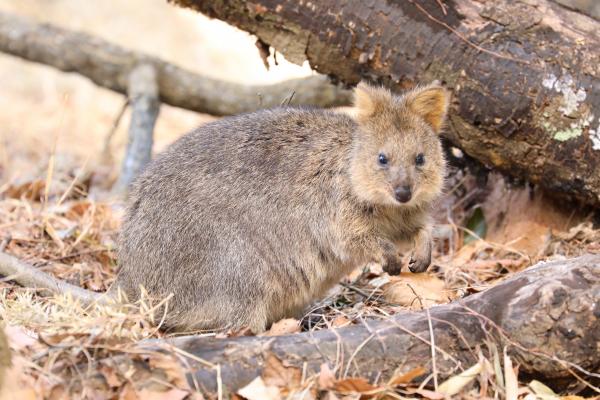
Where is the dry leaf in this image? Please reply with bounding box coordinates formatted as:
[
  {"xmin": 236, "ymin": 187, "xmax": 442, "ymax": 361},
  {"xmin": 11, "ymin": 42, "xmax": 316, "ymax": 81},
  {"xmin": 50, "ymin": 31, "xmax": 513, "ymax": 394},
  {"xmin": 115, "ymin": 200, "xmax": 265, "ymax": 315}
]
[
  {"xmin": 148, "ymin": 354, "xmax": 188, "ymax": 387},
  {"xmin": 346, "ymin": 267, "xmax": 363, "ymax": 282},
  {"xmin": 68, "ymin": 201, "xmax": 93, "ymax": 216},
  {"xmin": 237, "ymin": 376, "xmax": 281, "ymax": 400},
  {"xmin": 413, "ymin": 388, "xmax": 445, "ymax": 399},
  {"xmin": 504, "ymin": 350, "xmax": 518, "ymax": 400},
  {"xmin": 451, "ymin": 241, "xmax": 479, "ymax": 266},
  {"xmin": 4, "ymin": 325, "xmax": 37, "ymax": 350},
  {"xmin": 490, "ymin": 343, "xmax": 504, "ymax": 389},
  {"xmin": 388, "ymin": 366, "xmax": 427, "ymax": 386},
  {"xmin": 318, "ymin": 363, "xmax": 337, "ymax": 390},
  {"xmin": 529, "ymin": 380, "xmax": 557, "ymax": 399},
  {"xmin": 47, "ymin": 384, "xmax": 68, "ymax": 400},
  {"xmin": 262, "ymin": 354, "xmax": 302, "ymax": 391},
  {"xmin": 0, "ymin": 387, "xmax": 36, "ymax": 400},
  {"xmin": 383, "ymin": 273, "xmax": 450, "ymax": 309},
  {"xmin": 334, "ymin": 377, "xmax": 383, "ymax": 398},
  {"xmin": 44, "ymin": 221, "xmax": 65, "ymax": 250},
  {"xmin": 119, "ymin": 383, "xmax": 139, "ymax": 400},
  {"xmin": 99, "ymin": 364, "xmax": 122, "ymax": 388},
  {"xmin": 368, "ymin": 275, "xmax": 390, "ymax": 288},
  {"xmin": 331, "ymin": 316, "xmax": 351, "ymax": 328},
  {"xmin": 437, "ymin": 362, "xmax": 482, "ymax": 396},
  {"xmin": 216, "ymin": 326, "xmax": 254, "ymax": 338},
  {"xmin": 0, "ymin": 355, "xmax": 36, "ymax": 400},
  {"xmin": 264, "ymin": 318, "xmax": 301, "ymax": 336},
  {"xmin": 136, "ymin": 388, "xmax": 189, "ymax": 400},
  {"xmin": 480, "ymin": 175, "xmax": 582, "ymax": 256},
  {"xmin": 466, "ymin": 258, "xmax": 526, "ymax": 272},
  {"xmin": 5, "ymin": 179, "xmax": 45, "ymax": 201}
]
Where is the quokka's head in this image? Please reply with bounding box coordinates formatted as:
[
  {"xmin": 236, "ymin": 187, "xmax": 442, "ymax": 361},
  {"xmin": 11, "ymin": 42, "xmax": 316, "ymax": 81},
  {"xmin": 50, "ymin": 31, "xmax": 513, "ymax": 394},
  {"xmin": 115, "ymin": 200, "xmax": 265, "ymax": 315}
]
[{"xmin": 349, "ymin": 82, "xmax": 449, "ymax": 208}]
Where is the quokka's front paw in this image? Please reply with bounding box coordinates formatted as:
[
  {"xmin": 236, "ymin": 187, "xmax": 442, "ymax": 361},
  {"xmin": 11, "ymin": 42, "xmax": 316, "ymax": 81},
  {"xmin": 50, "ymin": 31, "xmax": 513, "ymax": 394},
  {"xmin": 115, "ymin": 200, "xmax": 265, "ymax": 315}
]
[
  {"xmin": 410, "ymin": 227, "xmax": 433, "ymax": 273},
  {"xmin": 408, "ymin": 250, "xmax": 431, "ymax": 273},
  {"xmin": 382, "ymin": 255, "xmax": 403, "ymax": 275}
]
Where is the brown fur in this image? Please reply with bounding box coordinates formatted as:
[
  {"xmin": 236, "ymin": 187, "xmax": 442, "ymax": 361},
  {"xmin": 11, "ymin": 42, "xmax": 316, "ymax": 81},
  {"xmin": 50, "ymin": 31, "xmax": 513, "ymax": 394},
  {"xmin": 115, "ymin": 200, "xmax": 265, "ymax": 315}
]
[{"xmin": 114, "ymin": 82, "xmax": 449, "ymax": 332}]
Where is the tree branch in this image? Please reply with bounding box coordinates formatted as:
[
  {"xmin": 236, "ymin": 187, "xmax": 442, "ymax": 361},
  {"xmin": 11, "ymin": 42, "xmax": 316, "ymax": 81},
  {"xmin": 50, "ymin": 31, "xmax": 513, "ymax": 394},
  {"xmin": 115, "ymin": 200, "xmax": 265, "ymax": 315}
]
[
  {"xmin": 0, "ymin": 251, "xmax": 102, "ymax": 304},
  {"xmin": 0, "ymin": 11, "xmax": 352, "ymax": 116},
  {"xmin": 113, "ymin": 64, "xmax": 160, "ymax": 194}
]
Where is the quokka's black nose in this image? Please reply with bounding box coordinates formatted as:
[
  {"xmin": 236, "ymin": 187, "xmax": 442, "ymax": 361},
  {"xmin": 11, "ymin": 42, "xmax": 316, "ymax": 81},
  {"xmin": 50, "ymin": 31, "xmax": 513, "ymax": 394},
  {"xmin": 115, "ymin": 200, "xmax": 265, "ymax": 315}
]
[{"xmin": 394, "ymin": 186, "xmax": 412, "ymax": 203}]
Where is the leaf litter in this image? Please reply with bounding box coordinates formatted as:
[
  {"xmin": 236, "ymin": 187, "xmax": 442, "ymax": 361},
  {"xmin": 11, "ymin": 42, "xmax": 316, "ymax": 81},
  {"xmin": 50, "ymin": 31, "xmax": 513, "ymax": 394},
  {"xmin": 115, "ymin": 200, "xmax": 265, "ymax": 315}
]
[{"xmin": 1, "ymin": 144, "xmax": 599, "ymax": 399}]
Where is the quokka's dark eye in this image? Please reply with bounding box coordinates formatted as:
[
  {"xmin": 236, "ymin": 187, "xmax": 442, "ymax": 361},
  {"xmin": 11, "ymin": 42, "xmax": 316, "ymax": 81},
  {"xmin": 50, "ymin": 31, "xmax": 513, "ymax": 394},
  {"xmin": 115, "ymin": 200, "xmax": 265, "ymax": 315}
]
[
  {"xmin": 415, "ymin": 153, "xmax": 425, "ymax": 166},
  {"xmin": 378, "ymin": 153, "xmax": 388, "ymax": 166}
]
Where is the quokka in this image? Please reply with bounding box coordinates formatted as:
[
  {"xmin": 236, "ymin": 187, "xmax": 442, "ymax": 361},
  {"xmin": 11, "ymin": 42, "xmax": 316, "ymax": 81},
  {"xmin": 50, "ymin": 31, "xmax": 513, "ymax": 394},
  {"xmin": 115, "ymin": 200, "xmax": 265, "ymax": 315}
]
[{"xmin": 113, "ymin": 82, "xmax": 449, "ymax": 332}]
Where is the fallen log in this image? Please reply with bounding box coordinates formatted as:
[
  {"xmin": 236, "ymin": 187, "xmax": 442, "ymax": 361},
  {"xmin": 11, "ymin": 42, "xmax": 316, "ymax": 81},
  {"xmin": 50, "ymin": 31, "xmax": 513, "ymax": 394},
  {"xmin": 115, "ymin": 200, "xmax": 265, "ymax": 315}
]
[
  {"xmin": 0, "ymin": 12, "xmax": 352, "ymax": 116},
  {"xmin": 150, "ymin": 254, "xmax": 600, "ymax": 395},
  {"xmin": 173, "ymin": 0, "xmax": 600, "ymax": 206},
  {"xmin": 551, "ymin": 0, "xmax": 600, "ymax": 19}
]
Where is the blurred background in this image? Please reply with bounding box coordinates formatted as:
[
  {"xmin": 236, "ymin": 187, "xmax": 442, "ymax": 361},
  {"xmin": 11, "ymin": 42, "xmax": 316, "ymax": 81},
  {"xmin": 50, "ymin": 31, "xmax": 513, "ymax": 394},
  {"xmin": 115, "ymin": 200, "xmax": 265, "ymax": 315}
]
[{"xmin": 0, "ymin": 0, "xmax": 313, "ymax": 194}]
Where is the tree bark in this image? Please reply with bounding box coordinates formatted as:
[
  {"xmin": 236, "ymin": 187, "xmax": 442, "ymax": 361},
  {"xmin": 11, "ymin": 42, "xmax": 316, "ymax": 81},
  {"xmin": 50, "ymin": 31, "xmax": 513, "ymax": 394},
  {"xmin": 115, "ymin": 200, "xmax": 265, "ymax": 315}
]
[
  {"xmin": 148, "ymin": 254, "xmax": 600, "ymax": 395},
  {"xmin": 551, "ymin": 0, "xmax": 600, "ymax": 19},
  {"xmin": 172, "ymin": 0, "xmax": 600, "ymax": 207},
  {"xmin": 0, "ymin": 12, "xmax": 352, "ymax": 116}
]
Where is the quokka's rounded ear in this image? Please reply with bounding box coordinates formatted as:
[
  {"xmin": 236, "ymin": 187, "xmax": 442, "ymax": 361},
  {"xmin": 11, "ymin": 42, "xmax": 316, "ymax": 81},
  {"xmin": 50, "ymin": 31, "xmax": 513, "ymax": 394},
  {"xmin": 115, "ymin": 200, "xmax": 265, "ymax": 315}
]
[
  {"xmin": 353, "ymin": 82, "xmax": 393, "ymax": 122},
  {"xmin": 403, "ymin": 83, "xmax": 450, "ymax": 134}
]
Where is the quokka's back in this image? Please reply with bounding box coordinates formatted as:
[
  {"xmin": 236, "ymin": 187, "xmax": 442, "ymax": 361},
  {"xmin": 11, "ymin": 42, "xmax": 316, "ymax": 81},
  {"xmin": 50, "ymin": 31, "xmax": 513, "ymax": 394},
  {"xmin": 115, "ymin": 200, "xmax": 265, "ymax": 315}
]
[{"xmin": 115, "ymin": 83, "xmax": 449, "ymax": 332}]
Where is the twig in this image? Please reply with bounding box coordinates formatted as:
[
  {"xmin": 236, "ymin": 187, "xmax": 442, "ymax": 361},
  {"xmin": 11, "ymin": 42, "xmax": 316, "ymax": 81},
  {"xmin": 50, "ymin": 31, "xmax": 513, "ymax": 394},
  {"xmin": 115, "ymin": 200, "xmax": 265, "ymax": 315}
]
[
  {"xmin": 435, "ymin": 0, "xmax": 448, "ymax": 15},
  {"xmin": 426, "ymin": 308, "xmax": 438, "ymax": 391},
  {"xmin": 343, "ymin": 332, "xmax": 376, "ymax": 378},
  {"xmin": 42, "ymin": 95, "xmax": 67, "ymax": 210},
  {"xmin": 451, "ymin": 188, "xmax": 480, "ymax": 212},
  {"xmin": 164, "ymin": 345, "xmax": 217, "ymax": 369},
  {"xmin": 378, "ymin": 309, "xmax": 463, "ymax": 368},
  {"xmin": 0, "ymin": 235, "xmax": 10, "ymax": 252},
  {"xmin": 56, "ymin": 155, "xmax": 91, "ymax": 207},
  {"xmin": 406, "ymin": 283, "xmax": 425, "ymax": 310},
  {"xmin": 102, "ymin": 98, "xmax": 129, "ymax": 162},
  {"xmin": 339, "ymin": 282, "xmax": 372, "ymax": 299},
  {"xmin": 457, "ymin": 225, "xmax": 529, "ymax": 260},
  {"xmin": 286, "ymin": 91, "xmax": 295, "ymax": 106},
  {"xmin": 0, "ymin": 251, "xmax": 103, "ymax": 304},
  {"xmin": 281, "ymin": 90, "xmax": 296, "ymax": 107},
  {"xmin": 46, "ymin": 248, "xmax": 110, "ymax": 262},
  {"xmin": 217, "ymin": 364, "xmax": 223, "ymax": 400}
]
